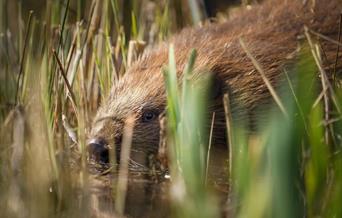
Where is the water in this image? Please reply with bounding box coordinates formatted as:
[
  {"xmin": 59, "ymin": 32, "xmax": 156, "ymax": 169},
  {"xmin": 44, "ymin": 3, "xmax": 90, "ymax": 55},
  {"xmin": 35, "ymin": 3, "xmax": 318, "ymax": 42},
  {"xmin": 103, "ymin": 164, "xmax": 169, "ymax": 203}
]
[{"xmin": 87, "ymin": 146, "xmax": 229, "ymax": 217}]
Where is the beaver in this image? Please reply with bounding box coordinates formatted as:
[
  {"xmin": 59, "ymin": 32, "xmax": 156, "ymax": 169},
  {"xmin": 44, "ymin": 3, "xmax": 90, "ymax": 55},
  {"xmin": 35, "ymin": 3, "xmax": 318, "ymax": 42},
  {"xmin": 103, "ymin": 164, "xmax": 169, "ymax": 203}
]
[{"xmin": 88, "ymin": 0, "xmax": 342, "ymax": 166}]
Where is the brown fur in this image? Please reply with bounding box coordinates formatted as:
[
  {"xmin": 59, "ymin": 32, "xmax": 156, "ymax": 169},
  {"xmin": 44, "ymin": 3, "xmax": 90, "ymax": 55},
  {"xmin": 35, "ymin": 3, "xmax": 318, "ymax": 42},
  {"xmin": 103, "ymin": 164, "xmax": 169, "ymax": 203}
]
[{"xmin": 89, "ymin": 0, "xmax": 342, "ymax": 165}]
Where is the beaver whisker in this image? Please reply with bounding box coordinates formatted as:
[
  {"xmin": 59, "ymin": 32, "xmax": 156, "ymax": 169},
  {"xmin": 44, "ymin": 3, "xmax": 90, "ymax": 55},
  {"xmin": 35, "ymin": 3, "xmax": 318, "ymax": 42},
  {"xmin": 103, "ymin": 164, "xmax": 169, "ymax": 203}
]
[
  {"xmin": 128, "ymin": 159, "xmax": 150, "ymax": 171},
  {"xmin": 130, "ymin": 148, "xmax": 145, "ymax": 153}
]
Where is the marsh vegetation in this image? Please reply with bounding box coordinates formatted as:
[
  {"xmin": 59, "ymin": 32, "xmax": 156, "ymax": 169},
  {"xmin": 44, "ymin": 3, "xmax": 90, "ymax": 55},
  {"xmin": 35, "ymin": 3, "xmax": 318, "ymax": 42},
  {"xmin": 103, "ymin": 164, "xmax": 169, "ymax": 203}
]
[{"xmin": 0, "ymin": 0, "xmax": 342, "ymax": 217}]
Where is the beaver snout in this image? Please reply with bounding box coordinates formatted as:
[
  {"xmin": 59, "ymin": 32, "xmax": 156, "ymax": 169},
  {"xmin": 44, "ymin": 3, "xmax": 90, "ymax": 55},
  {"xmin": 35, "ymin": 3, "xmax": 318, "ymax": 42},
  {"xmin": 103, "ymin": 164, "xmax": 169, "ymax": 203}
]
[
  {"xmin": 88, "ymin": 136, "xmax": 123, "ymax": 165},
  {"xmin": 88, "ymin": 138, "xmax": 109, "ymax": 164}
]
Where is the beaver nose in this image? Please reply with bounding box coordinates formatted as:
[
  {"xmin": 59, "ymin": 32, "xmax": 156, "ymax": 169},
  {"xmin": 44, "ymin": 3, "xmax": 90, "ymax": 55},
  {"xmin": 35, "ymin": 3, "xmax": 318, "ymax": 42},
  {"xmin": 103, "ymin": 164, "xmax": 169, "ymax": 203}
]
[{"xmin": 88, "ymin": 138, "xmax": 109, "ymax": 164}]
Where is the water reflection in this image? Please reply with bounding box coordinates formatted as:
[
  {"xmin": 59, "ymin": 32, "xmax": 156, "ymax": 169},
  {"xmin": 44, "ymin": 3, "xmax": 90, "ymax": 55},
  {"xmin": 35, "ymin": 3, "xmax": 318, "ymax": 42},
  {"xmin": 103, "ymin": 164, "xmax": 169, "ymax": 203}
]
[{"xmin": 88, "ymin": 145, "xmax": 228, "ymax": 218}]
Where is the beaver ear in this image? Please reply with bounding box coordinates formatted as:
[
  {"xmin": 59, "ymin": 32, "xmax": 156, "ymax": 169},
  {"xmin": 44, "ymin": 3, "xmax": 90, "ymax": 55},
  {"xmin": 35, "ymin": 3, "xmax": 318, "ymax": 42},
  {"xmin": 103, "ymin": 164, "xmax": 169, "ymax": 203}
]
[
  {"xmin": 210, "ymin": 73, "xmax": 223, "ymax": 100},
  {"xmin": 187, "ymin": 70, "xmax": 223, "ymax": 99}
]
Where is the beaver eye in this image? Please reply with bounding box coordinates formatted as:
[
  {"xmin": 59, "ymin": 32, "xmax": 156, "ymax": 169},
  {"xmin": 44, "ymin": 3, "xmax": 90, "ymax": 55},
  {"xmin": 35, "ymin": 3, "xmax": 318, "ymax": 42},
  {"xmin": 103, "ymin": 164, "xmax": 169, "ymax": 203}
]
[{"xmin": 142, "ymin": 111, "xmax": 157, "ymax": 122}]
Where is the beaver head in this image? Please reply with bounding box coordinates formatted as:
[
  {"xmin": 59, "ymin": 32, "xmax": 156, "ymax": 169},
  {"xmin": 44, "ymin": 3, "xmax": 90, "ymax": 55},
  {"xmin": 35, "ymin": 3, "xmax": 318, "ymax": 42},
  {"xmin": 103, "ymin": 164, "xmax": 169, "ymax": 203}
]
[{"xmin": 88, "ymin": 57, "xmax": 168, "ymax": 166}]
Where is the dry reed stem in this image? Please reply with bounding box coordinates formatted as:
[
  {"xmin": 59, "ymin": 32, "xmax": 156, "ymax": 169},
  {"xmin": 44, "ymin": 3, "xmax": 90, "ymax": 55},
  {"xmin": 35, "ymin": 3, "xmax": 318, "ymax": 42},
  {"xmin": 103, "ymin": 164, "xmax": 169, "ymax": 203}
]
[
  {"xmin": 115, "ymin": 116, "xmax": 135, "ymax": 215},
  {"xmin": 205, "ymin": 112, "xmax": 215, "ymax": 186},
  {"xmin": 239, "ymin": 38, "xmax": 289, "ymax": 119},
  {"xmin": 223, "ymin": 93, "xmax": 233, "ymax": 194},
  {"xmin": 305, "ymin": 27, "xmax": 342, "ymax": 145},
  {"xmin": 53, "ymin": 49, "xmax": 78, "ymax": 116},
  {"xmin": 10, "ymin": 107, "xmax": 25, "ymax": 174},
  {"xmin": 308, "ymin": 28, "xmax": 342, "ymax": 47},
  {"xmin": 65, "ymin": 32, "xmax": 78, "ymax": 86},
  {"xmin": 15, "ymin": 10, "xmax": 33, "ymax": 104},
  {"xmin": 313, "ymin": 85, "xmax": 329, "ymax": 108},
  {"xmin": 8, "ymin": 107, "xmax": 25, "ymax": 216},
  {"xmin": 305, "ymin": 29, "xmax": 330, "ymax": 144}
]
